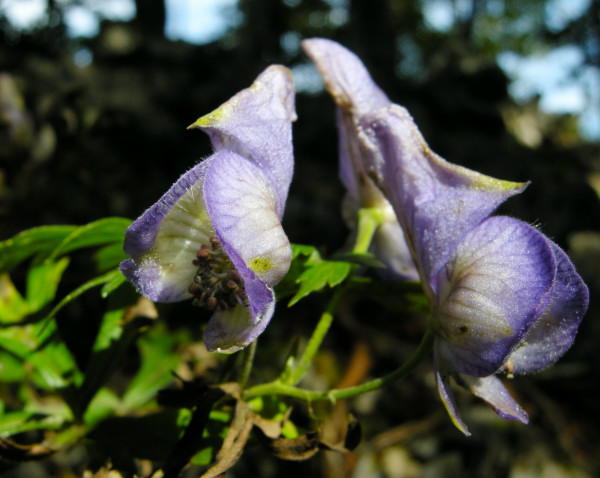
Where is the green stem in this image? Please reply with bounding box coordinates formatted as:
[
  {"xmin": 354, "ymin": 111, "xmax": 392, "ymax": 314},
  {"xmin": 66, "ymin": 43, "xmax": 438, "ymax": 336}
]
[
  {"xmin": 281, "ymin": 207, "xmax": 387, "ymax": 387},
  {"xmin": 284, "ymin": 286, "xmax": 345, "ymax": 385},
  {"xmin": 353, "ymin": 207, "xmax": 387, "ymax": 254},
  {"xmin": 237, "ymin": 339, "xmax": 257, "ymax": 389},
  {"xmin": 244, "ymin": 329, "xmax": 434, "ymax": 402}
]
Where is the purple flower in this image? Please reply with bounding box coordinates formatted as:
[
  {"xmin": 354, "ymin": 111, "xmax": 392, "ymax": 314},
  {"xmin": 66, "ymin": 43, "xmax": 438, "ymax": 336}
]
[
  {"xmin": 302, "ymin": 38, "xmax": 417, "ymax": 279},
  {"xmin": 360, "ymin": 92, "xmax": 589, "ymax": 436},
  {"xmin": 304, "ymin": 39, "xmax": 589, "ymax": 434},
  {"xmin": 120, "ymin": 66, "xmax": 296, "ymax": 353}
]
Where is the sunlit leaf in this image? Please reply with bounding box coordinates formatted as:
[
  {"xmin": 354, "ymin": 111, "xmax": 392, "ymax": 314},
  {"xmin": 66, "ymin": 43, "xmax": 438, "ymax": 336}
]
[
  {"xmin": 46, "ymin": 217, "xmax": 131, "ymax": 262},
  {"xmin": 0, "ymin": 274, "xmax": 30, "ymax": 324},
  {"xmin": 45, "ymin": 269, "xmax": 123, "ymax": 321},
  {"xmin": 0, "ymin": 410, "xmax": 66, "ymax": 436},
  {"xmin": 0, "ymin": 225, "xmax": 77, "ymax": 273},
  {"xmin": 288, "ymin": 260, "xmax": 352, "ymax": 306},
  {"xmin": 25, "ymin": 257, "xmax": 70, "ymax": 312}
]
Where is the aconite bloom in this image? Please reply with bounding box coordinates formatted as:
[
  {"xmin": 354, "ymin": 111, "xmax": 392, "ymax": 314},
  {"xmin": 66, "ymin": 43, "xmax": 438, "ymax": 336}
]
[
  {"xmin": 120, "ymin": 66, "xmax": 296, "ymax": 353},
  {"xmin": 305, "ymin": 39, "xmax": 589, "ymax": 435},
  {"xmin": 302, "ymin": 38, "xmax": 417, "ymax": 279},
  {"xmin": 360, "ymin": 86, "xmax": 589, "ymax": 436}
]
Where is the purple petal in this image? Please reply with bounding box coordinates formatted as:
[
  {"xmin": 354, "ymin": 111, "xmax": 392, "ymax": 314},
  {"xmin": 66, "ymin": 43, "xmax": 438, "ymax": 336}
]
[
  {"xmin": 509, "ymin": 240, "xmax": 589, "ymax": 373},
  {"xmin": 120, "ymin": 160, "xmax": 214, "ymax": 302},
  {"xmin": 303, "ymin": 38, "xmax": 390, "ymax": 210},
  {"xmin": 434, "ymin": 346, "xmax": 471, "ymax": 436},
  {"xmin": 189, "ymin": 66, "xmax": 296, "ymax": 218},
  {"xmin": 204, "ymin": 151, "xmax": 292, "ymax": 288},
  {"xmin": 459, "ymin": 374, "xmax": 529, "ymax": 424},
  {"xmin": 301, "ymin": 38, "xmax": 389, "ymax": 116},
  {"xmin": 434, "ymin": 217, "xmax": 556, "ymax": 377},
  {"xmin": 358, "ymin": 105, "xmax": 528, "ymax": 286},
  {"xmin": 303, "ymin": 39, "xmax": 418, "ymax": 279},
  {"xmin": 204, "ymin": 291, "xmax": 275, "ymax": 353}
]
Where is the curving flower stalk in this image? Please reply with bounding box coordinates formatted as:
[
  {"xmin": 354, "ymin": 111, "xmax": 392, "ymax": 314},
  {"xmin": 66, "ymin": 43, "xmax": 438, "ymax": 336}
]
[
  {"xmin": 304, "ymin": 38, "xmax": 589, "ymax": 435},
  {"xmin": 120, "ymin": 66, "xmax": 296, "ymax": 354},
  {"xmin": 302, "ymin": 38, "xmax": 417, "ymax": 279}
]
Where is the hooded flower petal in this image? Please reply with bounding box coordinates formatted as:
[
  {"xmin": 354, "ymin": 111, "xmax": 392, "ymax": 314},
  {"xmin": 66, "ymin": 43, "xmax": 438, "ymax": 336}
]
[
  {"xmin": 303, "ymin": 38, "xmax": 417, "ymax": 279},
  {"xmin": 204, "ymin": 150, "xmax": 292, "ymax": 287},
  {"xmin": 301, "ymin": 38, "xmax": 389, "ymax": 117},
  {"xmin": 188, "ymin": 65, "xmax": 296, "ymax": 218},
  {"xmin": 358, "ymin": 105, "xmax": 528, "ymax": 287},
  {"xmin": 200, "ymin": 149, "xmax": 293, "ymax": 352},
  {"xmin": 121, "ymin": 66, "xmax": 296, "ymax": 353},
  {"xmin": 434, "ymin": 216, "xmax": 556, "ymax": 377},
  {"xmin": 120, "ymin": 160, "xmax": 213, "ymax": 302},
  {"xmin": 508, "ymin": 240, "xmax": 589, "ymax": 373}
]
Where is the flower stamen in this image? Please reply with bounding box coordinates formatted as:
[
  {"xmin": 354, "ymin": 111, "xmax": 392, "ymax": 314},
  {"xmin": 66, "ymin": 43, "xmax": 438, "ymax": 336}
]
[{"xmin": 189, "ymin": 237, "xmax": 248, "ymax": 312}]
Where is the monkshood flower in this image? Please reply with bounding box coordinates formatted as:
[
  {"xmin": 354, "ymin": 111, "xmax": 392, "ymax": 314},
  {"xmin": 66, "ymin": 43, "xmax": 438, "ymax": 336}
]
[
  {"xmin": 120, "ymin": 66, "xmax": 296, "ymax": 353},
  {"xmin": 302, "ymin": 38, "xmax": 417, "ymax": 279},
  {"xmin": 359, "ymin": 101, "xmax": 589, "ymax": 435},
  {"xmin": 303, "ymin": 38, "xmax": 588, "ymax": 434}
]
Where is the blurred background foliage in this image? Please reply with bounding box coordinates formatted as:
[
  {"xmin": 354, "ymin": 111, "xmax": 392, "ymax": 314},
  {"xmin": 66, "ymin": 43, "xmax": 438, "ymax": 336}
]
[{"xmin": 1, "ymin": 0, "xmax": 600, "ymax": 477}]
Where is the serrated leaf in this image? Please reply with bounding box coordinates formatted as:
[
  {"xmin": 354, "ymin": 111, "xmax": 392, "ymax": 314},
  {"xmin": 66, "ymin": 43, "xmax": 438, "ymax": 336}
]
[
  {"xmin": 291, "ymin": 243, "xmax": 321, "ymax": 261},
  {"xmin": 288, "ymin": 260, "xmax": 352, "ymax": 307},
  {"xmin": 0, "ymin": 225, "xmax": 78, "ymax": 273}
]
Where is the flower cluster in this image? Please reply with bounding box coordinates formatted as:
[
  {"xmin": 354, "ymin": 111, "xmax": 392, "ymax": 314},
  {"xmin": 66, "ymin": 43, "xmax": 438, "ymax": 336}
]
[
  {"xmin": 121, "ymin": 39, "xmax": 588, "ymax": 434},
  {"xmin": 303, "ymin": 38, "xmax": 589, "ymax": 434}
]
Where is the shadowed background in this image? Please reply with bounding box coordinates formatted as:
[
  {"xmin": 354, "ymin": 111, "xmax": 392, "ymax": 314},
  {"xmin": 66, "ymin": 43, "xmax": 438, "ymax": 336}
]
[{"xmin": 1, "ymin": 1, "xmax": 600, "ymax": 477}]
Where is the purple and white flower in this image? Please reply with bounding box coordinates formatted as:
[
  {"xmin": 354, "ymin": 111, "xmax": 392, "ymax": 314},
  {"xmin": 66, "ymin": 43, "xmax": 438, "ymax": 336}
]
[
  {"xmin": 120, "ymin": 66, "xmax": 296, "ymax": 353},
  {"xmin": 304, "ymin": 38, "xmax": 589, "ymax": 435},
  {"xmin": 302, "ymin": 38, "xmax": 418, "ymax": 279}
]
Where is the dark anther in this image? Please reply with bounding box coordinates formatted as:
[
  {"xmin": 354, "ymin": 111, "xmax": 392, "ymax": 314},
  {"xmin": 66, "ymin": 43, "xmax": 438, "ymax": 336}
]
[{"xmin": 189, "ymin": 237, "xmax": 248, "ymax": 311}]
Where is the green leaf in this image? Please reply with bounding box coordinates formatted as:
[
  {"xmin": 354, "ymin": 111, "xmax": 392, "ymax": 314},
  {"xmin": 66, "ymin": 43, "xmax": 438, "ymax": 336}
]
[
  {"xmin": 78, "ymin": 304, "xmax": 153, "ymax": 417},
  {"xmin": 45, "ymin": 269, "xmax": 122, "ymax": 321},
  {"xmin": 46, "ymin": 217, "xmax": 131, "ymax": 262},
  {"xmin": 288, "ymin": 260, "xmax": 352, "ymax": 307},
  {"xmin": 94, "ymin": 242, "xmax": 128, "ymax": 272},
  {"xmin": 122, "ymin": 325, "xmax": 182, "ymax": 410},
  {"xmin": 0, "ymin": 225, "xmax": 77, "ymax": 273},
  {"xmin": 0, "ymin": 410, "xmax": 66, "ymax": 436},
  {"xmin": 100, "ymin": 270, "xmax": 127, "ymax": 298},
  {"xmin": 0, "ymin": 350, "xmax": 26, "ymax": 382},
  {"xmin": 0, "ymin": 218, "xmax": 131, "ymax": 274},
  {"xmin": 25, "ymin": 257, "xmax": 70, "ymax": 312},
  {"xmin": 291, "ymin": 243, "xmax": 321, "ymax": 261},
  {"xmin": 0, "ymin": 274, "xmax": 30, "ymax": 324}
]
